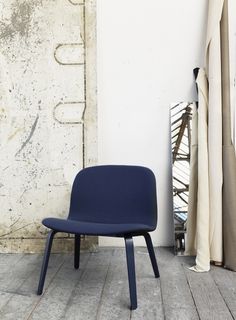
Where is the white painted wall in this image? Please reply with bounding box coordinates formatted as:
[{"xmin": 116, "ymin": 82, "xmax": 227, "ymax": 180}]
[
  {"xmin": 229, "ymin": 0, "xmax": 236, "ymax": 144},
  {"xmin": 97, "ymin": 0, "xmax": 208, "ymax": 246}
]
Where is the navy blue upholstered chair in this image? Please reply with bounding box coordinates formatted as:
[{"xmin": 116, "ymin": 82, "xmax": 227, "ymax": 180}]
[{"xmin": 37, "ymin": 165, "xmax": 159, "ymax": 310}]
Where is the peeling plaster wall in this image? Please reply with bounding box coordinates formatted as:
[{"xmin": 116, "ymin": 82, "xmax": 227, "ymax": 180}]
[
  {"xmin": 0, "ymin": 0, "xmax": 97, "ymax": 252},
  {"xmin": 97, "ymin": 0, "xmax": 208, "ymax": 246}
]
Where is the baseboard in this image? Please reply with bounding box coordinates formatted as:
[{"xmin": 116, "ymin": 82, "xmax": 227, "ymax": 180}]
[{"xmin": 0, "ymin": 235, "xmax": 98, "ymax": 253}]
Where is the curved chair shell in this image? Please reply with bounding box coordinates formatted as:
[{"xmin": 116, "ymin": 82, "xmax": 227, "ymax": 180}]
[{"xmin": 37, "ymin": 165, "xmax": 159, "ymax": 310}]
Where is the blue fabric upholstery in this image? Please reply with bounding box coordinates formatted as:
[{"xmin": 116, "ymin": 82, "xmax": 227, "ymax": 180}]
[
  {"xmin": 43, "ymin": 218, "xmax": 154, "ymax": 236},
  {"xmin": 38, "ymin": 165, "xmax": 159, "ymax": 310},
  {"xmin": 42, "ymin": 165, "xmax": 157, "ymax": 235}
]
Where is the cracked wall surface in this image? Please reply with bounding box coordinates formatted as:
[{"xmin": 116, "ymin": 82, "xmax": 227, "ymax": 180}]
[{"xmin": 0, "ymin": 0, "xmax": 97, "ymax": 252}]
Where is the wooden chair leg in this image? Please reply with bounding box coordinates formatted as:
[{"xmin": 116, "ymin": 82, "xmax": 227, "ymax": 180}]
[
  {"xmin": 74, "ymin": 234, "xmax": 81, "ymax": 269},
  {"xmin": 37, "ymin": 230, "xmax": 56, "ymax": 295},
  {"xmin": 124, "ymin": 236, "xmax": 137, "ymax": 310},
  {"xmin": 143, "ymin": 233, "xmax": 160, "ymax": 278}
]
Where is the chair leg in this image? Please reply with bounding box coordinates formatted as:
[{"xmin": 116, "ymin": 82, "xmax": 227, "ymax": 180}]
[
  {"xmin": 124, "ymin": 236, "xmax": 137, "ymax": 310},
  {"xmin": 143, "ymin": 233, "xmax": 160, "ymax": 278},
  {"xmin": 37, "ymin": 230, "xmax": 56, "ymax": 295},
  {"xmin": 74, "ymin": 234, "xmax": 80, "ymax": 269}
]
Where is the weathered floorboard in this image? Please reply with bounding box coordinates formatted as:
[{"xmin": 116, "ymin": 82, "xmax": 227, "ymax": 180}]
[
  {"xmin": 0, "ymin": 248, "xmax": 235, "ymax": 320},
  {"xmin": 182, "ymin": 258, "xmax": 233, "ymax": 320},
  {"xmin": 60, "ymin": 250, "xmax": 113, "ymax": 320},
  {"xmin": 96, "ymin": 248, "xmax": 130, "ymax": 320},
  {"xmin": 210, "ymin": 265, "xmax": 236, "ymax": 319},
  {"xmin": 28, "ymin": 252, "xmax": 91, "ymax": 320},
  {"xmin": 158, "ymin": 248, "xmax": 199, "ymax": 320},
  {"xmin": 131, "ymin": 248, "xmax": 164, "ymax": 320},
  {"xmin": 0, "ymin": 254, "xmax": 64, "ymax": 320},
  {"xmin": 0, "ymin": 254, "xmax": 25, "ymax": 310}
]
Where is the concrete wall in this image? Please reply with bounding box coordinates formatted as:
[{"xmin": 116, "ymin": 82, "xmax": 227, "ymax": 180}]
[
  {"xmin": 0, "ymin": 0, "xmax": 97, "ymax": 252},
  {"xmin": 97, "ymin": 0, "xmax": 208, "ymax": 246},
  {"xmin": 0, "ymin": 0, "xmax": 217, "ymax": 250}
]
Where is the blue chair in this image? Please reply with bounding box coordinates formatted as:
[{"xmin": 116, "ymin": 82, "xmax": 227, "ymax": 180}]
[{"xmin": 37, "ymin": 165, "xmax": 159, "ymax": 310}]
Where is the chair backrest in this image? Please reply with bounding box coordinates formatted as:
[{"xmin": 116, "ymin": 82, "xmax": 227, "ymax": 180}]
[{"xmin": 68, "ymin": 165, "xmax": 157, "ymax": 228}]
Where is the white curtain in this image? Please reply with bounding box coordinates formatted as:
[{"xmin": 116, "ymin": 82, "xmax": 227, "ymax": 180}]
[{"xmin": 186, "ymin": 0, "xmax": 236, "ymax": 271}]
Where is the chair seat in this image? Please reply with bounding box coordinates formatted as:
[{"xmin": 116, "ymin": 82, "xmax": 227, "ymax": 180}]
[
  {"xmin": 43, "ymin": 217, "xmax": 153, "ymax": 236},
  {"xmin": 38, "ymin": 166, "xmax": 159, "ymax": 309}
]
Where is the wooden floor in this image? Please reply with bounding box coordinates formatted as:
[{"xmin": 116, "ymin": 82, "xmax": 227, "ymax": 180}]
[{"xmin": 0, "ymin": 247, "xmax": 236, "ymax": 320}]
